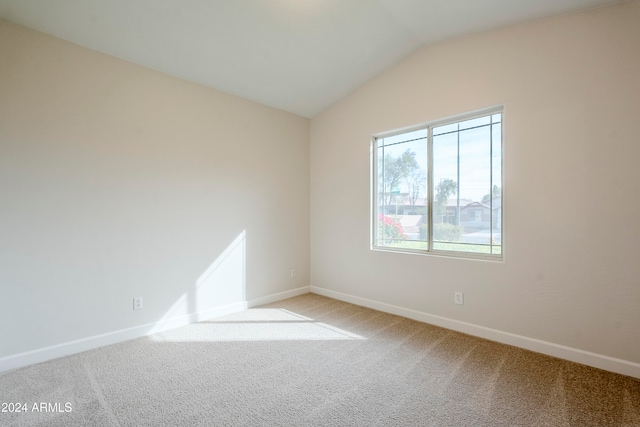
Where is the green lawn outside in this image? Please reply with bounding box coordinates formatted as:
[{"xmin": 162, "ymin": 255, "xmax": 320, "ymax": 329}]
[{"xmin": 388, "ymin": 240, "xmax": 502, "ymax": 255}]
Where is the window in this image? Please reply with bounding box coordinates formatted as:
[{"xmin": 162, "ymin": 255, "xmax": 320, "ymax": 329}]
[{"xmin": 372, "ymin": 108, "xmax": 502, "ymax": 259}]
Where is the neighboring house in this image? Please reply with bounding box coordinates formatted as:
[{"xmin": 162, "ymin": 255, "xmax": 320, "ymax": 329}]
[
  {"xmin": 436, "ymin": 198, "xmax": 475, "ymax": 225},
  {"xmin": 379, "ymin": 196, "xmax": 502, "ymax": 235},
  {"xmin": 378, "ymin": 194, "xmax": 427, "ymax": 216},
  {"xmin": 460, "ymin": 201, "xmax": 490, "ymax": 227},
  {"xmin": 447, "ymin": 198, "xmax": 502, "ymax": 231},
  {"xmin": 491, "ymin": 197, "xmax": 502, "ymax": 230}
]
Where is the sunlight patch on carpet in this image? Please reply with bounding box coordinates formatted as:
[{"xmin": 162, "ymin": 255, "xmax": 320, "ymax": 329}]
[{"xmin": 150, "ymin": 308, "xmax": 366, "ymax": 342}]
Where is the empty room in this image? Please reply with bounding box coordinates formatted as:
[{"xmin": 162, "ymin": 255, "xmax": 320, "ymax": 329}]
[{"xmin": 1, "ymin": 0, "xmax": 639, "ymax": 425}]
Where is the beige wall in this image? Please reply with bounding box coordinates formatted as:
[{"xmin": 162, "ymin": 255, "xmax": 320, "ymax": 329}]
[
  {"xmin": 2, "ymin": 2, "xmax": 639, "ymax": 374},
  {"xmin": 0, "ymin": 20, "xmax": 310, "ymax": 359},
  {"xmin": 311, "ymin": 1, "xmax": 640, "ymax": 366}
]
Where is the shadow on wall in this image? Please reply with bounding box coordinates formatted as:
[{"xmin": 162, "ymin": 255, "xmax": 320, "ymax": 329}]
[{"xmin": 149, "ymin": 230, "xmax": 247, "ymax": 334}]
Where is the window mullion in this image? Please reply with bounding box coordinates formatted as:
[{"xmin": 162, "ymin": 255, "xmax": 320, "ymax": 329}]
[
  {"xmin": 374, "ymin": 140, "xmax": 379, "ymax": 247},
  {"xmin": 427, "ymin": 126, "xmax": 434, "ymax": 252},
  {"xmin": 456, "ymin": 125, "xmax": 461, "ymax": 227},
  {"xmin": 489, "ymin": 120, "xmax": 494, "ymax": 253},
  {"xmin": 380, "ymin": 142, "xmax": 385, "ymax": 245}
]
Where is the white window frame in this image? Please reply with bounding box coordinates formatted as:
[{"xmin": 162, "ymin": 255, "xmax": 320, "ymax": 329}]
[{"xmin": 371, "ymin": 106, "xmax": 504, "ymax": 261}]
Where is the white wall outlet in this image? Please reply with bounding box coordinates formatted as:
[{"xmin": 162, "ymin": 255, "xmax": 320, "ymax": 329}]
[
  {"xmin": 454, "ymin": 292, "xmax": 464, "ymax": 305},
  {"xmin": 290, "ymin": 269, "xmax": 296, "ymax": 278},
  {"xmin": 133, "ymin": 297, "xmax": 143, "ymax": 310}
]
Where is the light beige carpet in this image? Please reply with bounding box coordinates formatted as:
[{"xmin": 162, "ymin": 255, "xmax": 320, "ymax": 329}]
[{"xmin": 1, "ymin": 293, "xmax": 639, "ymax": 426}]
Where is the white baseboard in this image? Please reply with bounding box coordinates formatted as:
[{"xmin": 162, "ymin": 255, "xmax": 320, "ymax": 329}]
[
  {"xmin": 248, "ymin": 286, "xmax": 310, "ymax": 308},
  {"xmin": 310, "ymin": 286, "xmax": 640, "ymax": 379},
  {"xmin": 6, "ymin": 284, "xmax": 636, "ymax": 379},
  {"xmin": 0, "ymin": 286, "xmax": 310, "ymax": 373}
]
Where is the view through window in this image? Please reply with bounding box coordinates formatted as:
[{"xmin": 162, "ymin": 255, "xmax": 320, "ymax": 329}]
[{"xmin": 373, "ymin": 109, "xmax": 502, "ymax": 259}]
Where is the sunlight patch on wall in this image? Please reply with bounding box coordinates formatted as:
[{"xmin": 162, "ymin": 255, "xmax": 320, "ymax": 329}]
[
  {"xmin": 148, "ymin": 293, "xmax": 190, "ymax": 334},
  {"xmin": 148, "ymin": 230, "xmax": 247, "ymax": 334},
  {"xmin": 195, "ymin": 230, "xmax": 246, "ymax": 311}
]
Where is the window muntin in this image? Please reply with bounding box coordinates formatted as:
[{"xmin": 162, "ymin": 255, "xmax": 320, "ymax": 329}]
[{"xmin": 372, "ymin": 109, "xmax": 502, "ymax": 259}]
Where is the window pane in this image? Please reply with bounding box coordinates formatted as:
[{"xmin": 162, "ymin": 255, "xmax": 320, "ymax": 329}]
[
  {"xmin": 432, "ymin": 118, "xmax": 497, "ymax": 255},
  {"xmin": 433, "ymin": 122, "xmax": 458, "ymax": 136},
  {"xmin": 376, "ymin": 131, "xmax": 427, "ymax": 250},
  {"xmin": 459, "ymin": 116, "xmax": 490, "ymax": 131},
  {"xmin": 491, "ymin": 122, "xmax": 502, "ymax": 254},
  {"xmin": 432, "ymin": 132, "xmax": 459, "ymax": 247},
  {"xmin": 457, "ymin": 126, "xmax": 492, "ymax": 253},
  {"xmin": 381, "ymin": 129, "xmax": 428, "ymax": 147},
  {"xmin": 459, "ymin": 126, "xmax": 491, "ymax": 204}
]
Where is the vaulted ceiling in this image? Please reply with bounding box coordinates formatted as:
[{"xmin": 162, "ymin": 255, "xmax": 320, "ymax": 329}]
[{"xmin": 0, "ymin": 0, "xmax": 623, "ymax": 117}]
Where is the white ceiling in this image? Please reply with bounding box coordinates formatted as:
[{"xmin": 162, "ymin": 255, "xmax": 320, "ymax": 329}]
[{"xmin": 0, "ymin": 0, "xmax": 623, "ymax": 117}]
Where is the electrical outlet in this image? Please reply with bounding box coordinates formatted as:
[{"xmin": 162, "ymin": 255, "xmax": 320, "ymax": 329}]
[
  {"xmin": 454, "ymin": 292, "xmax": 464, "ymax": 305},
  {"xmin": 133, "ymin": 297, "xmax": 143, "ymax": 310},
  {"xmin": 290, "ymin": 269, "xmax": 296, "ymax": 278}
]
